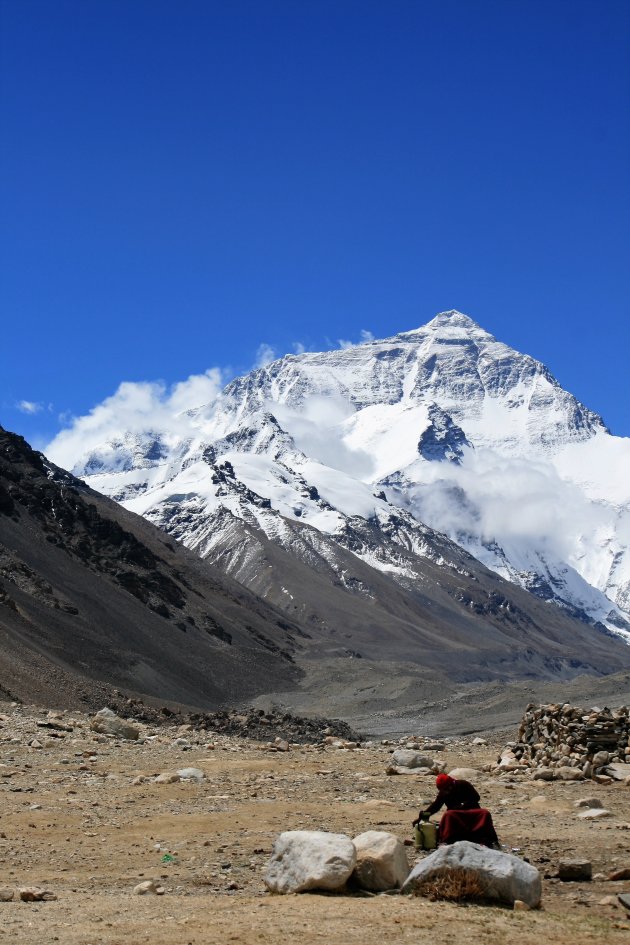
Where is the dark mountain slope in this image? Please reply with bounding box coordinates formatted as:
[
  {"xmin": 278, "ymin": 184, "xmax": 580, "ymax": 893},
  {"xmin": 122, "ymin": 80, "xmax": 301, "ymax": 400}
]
[{"xmin": 0, "ymin": 426, "xmax": 302, "ymax": 709}]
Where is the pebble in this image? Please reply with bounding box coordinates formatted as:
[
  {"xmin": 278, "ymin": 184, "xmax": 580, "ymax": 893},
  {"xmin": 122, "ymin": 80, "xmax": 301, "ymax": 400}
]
[
  {"xmin": 133, "ymin": 880, "xmax": 165, "ymax": 895},
  {"xmin": 577, "ymin": 808, "xmax": 611, "ymax": 820},
  {"xmin": 0, "ymin": 888, "xmax": 14, "ymax": 902},
  {"xmin": 513, "ymin": 899, "xmax": 530, "ymax": 911}
]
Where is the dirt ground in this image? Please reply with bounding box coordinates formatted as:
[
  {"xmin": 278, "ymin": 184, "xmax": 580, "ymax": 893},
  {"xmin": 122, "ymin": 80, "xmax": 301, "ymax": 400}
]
[{"xmin": 1, "ymin": 701, "xmax": 629, "ymax": 945}]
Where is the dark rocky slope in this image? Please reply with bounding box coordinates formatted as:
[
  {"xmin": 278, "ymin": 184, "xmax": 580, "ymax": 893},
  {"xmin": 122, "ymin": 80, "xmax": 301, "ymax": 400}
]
[{"xmin": 0, "ymin": 426, "xmax": 302, "ymax": 709}]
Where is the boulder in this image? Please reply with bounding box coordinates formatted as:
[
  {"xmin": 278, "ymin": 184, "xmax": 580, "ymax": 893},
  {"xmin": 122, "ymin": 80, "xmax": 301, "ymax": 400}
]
[
  {"xmin": 264, "ymin": 831, "xmax": 356, "ymax": 894},
  {"xmin": 352, "ymin": 831, "xmax": 410, "ymax": 891},
  {"xmin": 391, "ymin": 749, "xmax": 435, "ymax": 770},
  {"xmin": 401, "ymin": 841, "xmax": 541, "ymax": 908},
  {"xmin": 89, "ymin": 708, "xmax": 139, "ymax": 741},
  {"xmin": 448, "ymin": 767, "xmax": 479, "ymax": 780}
]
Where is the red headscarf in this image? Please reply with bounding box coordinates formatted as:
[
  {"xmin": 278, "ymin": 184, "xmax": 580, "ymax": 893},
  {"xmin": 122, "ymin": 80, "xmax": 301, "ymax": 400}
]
[{"xmin": 436, "ymin": 773, "xmax": 455, "ymax": 790}]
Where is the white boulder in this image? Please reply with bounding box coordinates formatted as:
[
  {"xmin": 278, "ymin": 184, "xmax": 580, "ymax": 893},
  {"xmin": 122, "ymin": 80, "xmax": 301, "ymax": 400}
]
[
  {"xmin": 391, "ymin": 749, "xmax": 435, "ymax": 769},
  {"xmin": 352, "ymin": 831, "xmax": 410, "ymax": 891},
  {"xmin": 401, "ymin": 841, "xmax": 541, "ymax": 908},
  {"xmin": 89, "ymin": 708, "xmax": 139, "ymax": 740},
  {"xmin": 264, "ymin": 831, "xmax": 356, "ymax": 894}
]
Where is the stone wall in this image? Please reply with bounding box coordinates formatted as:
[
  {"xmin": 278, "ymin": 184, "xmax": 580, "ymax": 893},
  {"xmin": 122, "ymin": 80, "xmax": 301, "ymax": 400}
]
[{"xmin": 499, "ymin": 703, "xmax": 629, "ymax": 780}]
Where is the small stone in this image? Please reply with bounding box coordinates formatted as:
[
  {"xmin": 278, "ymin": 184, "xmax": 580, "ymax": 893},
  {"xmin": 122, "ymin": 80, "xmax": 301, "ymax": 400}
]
[
  {"xmin": 577, "ymin": 808, "xmax": 611, "ymax": 820},
  {"xmin": 448, "ymin": 767, "xmax": 480, "ymax": 780},
  {"xmin": 513, "ymin": 899, "xmax": 530, "ymax": 911},
  {"xmin": 599, "ymin": 895, "xmax": 618, "ymax": 906},
  {"xmin": 531, "ymin": 768, "xmax": 555, "ymax": 781},
  {"xmin": 0, "ymin": 888, "xmax": 14, "ymax": 901},
  {"xmin": 556, "ymin": 766, "xmax": 584, "ymax": 781},
  {"xmin": 558, "ymin": 859, "xmax": 592, "ymax": 881},
  {"xmin": 594, "ymin": 775, "xmax": 613, "ymax": 785},
  {"xmin": 574, "ymin": 797, "xmax": 603, "ymax": 809},
  {"xmin": 618, "ymin": 893, "xmax": 630, "ymax": 911},
  {"xmin": 176, "ymin": 767, "xmax": 205, "ymax": 781},
  {"xmin": 133, "ymin": 880, "xmax": 165, "ymax": 895},
  {"xmin": 472, "ymin": 737, "xmax": 487, "ymax": 746},
  {"xmin": 154, "ymin": 772, "xmax": 181, "ymax": 784},
  {"xmin": 274, "ymin": 738, "xmax": 290, "ymax": 752},
  {"xmin": 608, "ymin": 867, "xmax": 630, "ymax": 881},
  {"xmin": 18, "ymin": 886, "xmax": 57, "ymax": 901}
]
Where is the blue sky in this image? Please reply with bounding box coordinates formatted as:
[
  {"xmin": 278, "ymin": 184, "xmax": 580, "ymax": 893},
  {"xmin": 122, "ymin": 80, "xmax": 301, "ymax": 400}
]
[{"xmin": 1, "ymin": 0, "xmax": 629, "ymax": 450}]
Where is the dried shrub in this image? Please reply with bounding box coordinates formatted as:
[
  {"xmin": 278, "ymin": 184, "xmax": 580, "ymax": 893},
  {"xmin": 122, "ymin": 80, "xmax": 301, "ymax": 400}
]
[{"xmin": 414, "ymin": 867, "xmax": 487, "ymax": 902}]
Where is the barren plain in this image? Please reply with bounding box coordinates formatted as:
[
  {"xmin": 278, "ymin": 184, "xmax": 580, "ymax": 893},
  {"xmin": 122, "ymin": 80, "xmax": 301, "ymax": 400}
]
[{"xmin": 0, "ymin": 701, "xmax": 629, "ymax": 945}]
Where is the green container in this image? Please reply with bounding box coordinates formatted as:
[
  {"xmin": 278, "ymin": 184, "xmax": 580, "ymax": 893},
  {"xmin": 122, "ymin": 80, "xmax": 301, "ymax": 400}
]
[{"xmin": 414, "ymin": 820, "xmax": 437, "ymax": 851}]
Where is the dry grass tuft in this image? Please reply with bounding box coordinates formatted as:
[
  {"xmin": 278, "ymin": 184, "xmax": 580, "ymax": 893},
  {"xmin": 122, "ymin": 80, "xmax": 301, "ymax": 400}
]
[{"xmin": 414, "ymin": 867, "xmax": 487, "ymax": 902}]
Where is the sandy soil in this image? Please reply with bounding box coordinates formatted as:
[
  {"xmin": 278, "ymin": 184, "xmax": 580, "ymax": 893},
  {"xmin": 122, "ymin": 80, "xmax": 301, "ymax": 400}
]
[{"xmin": 1, "ymin": 701, "xmax": 629, "ymax": 945}]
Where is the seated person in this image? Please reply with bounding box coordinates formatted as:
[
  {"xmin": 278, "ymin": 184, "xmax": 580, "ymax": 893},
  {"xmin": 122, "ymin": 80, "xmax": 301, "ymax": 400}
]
[{"xmin": 414, "ymin": 773, "xmax": 499, "ymax": 848}]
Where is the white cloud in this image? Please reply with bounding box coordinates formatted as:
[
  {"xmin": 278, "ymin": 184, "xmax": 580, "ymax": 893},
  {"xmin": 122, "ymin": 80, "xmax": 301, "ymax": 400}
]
[
  {"xmin": 292, "ymin": 341, "xmax": 306, "ymax": 354},
  {"xmin": 273, "ymin": 395, "xmax": 375, "ymax": 478},
  {"xmin": 46, "ymin": 368, "xmax": 224, "ymax": 472},
  {"xmin": 336, "ymin": 329, "xmax": 374, "ymax": 350},
  {"xmin": 17, "ymin": 400, "xmax": 43, "ymax": 414},
  {"xmin": 254, "ymin": 343, "xmax": 276, "ymax": 368},
  {"xmin": 403, "ymin": 447, "xmax": 606, "ymax": 563}
]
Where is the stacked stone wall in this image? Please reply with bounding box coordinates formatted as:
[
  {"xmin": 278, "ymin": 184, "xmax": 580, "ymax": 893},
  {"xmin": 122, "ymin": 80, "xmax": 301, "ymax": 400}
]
[{"xmin": 501, "ymin": 702, "xmax": 629, "ymax": 779}]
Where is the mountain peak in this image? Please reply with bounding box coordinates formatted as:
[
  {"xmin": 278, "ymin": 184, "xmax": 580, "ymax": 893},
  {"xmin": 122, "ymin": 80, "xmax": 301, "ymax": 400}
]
[
  {"xmin": 426, "ymin": 310, "xmax": 484, "ymax": 331},
  {"xmin": 397, "ymin": 310, "xmax": 487, "ymax": 339}
]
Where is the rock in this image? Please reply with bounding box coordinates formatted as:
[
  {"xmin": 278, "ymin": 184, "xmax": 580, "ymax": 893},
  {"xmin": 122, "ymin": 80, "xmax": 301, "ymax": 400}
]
[
  {"xmin": 619, "ymin": 893, "xmax": 630, "ymax": 910},
  {"xmin": 176, "ymin": 767, "xmax": 205, "ymax": 781},
  {"xmin": 423, "ymin": 743, "xmax": 445, "ymax": 752},
  {"xmin": 599, "ymin": 895, "xmax": 618, "ymax": 906},
  {"xmin": 390, "ymin": 749, "xmax": 435, "ymax": 770},
  {"xmin": 0, "ymin": 887, "xmax": 14, "ymax": 901},
  {"xmin": 133, "ymin": 880, "xmax": 165, "ymax": 895},
  {"xmin": 448, "ymin": 767, "xmax": 479, "ymax": 780},
  {"xmin": 154, "ymin": 772, "xmax": 181, "ymax": 784},
  {"xmin": 593, "ymin": 774, "xmax": 613, "ymax": 785},
  {"xmin": 592, "ymin": 751, "xmax": 610, "ymax": 767},
  {"xmin": 352, "ymin": 831, "xmax": 410, "ymax": 891},
  {"xmin": 513, "ymin": 899, "xmax": 530, "ymax": 911},
  {"xmin": 605, "ymin": 763, "xmax": 630, "ymax": 781},
  {"xmin": 608, "ymin": 867, "xmax": 630, "ymax": 881},
  {"xmin": 577, "ymin": 808, "xmax": 611, "ymax": 820},
  {"xmin": 472, "ymin": 737, "xmax": 487, "ymax": 746},
  {"xmin": 386, "ymin": 765, "xmax": 432, "ymax": 776},
  {"xmin": 531, "ymin": 768, "xmax": 555, "ymax": 781},
  {"xmin": 274, "ymin": 738, "xmax": 290, "ymax": 752},
  {"xmin": 574, "ymin": 797, "xmax": 603, "ymax": 808},
  {"xmin": 401, "ymin": 841, "xmax": 541, "ymax": 908},
  {"xmin": 18, "ymin": 886, "xmax": 57, "ymax": 901},
  {"xmin": 558, "ymin": 859, "xmax": 592, "ymax": 881},
  {"xmin": 264, "ymin": 830, "xmax": 356, "ymax": 894},
  {"xmin": 89, "ymin": 708, "xmax": 139, "ymax": 741},
  {"xmin": 556, "ymin": 766, "xmax": 585, "ymax": 781}
]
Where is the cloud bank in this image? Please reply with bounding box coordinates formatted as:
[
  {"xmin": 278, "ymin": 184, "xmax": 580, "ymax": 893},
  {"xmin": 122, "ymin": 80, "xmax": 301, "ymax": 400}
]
[{"xmin": 46, "ymin": 368, "xmax": 224, "ymax": 472}]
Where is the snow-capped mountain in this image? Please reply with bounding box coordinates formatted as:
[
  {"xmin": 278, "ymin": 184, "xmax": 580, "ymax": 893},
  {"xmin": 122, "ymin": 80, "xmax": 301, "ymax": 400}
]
[{"xmin": 54, "ymin": 310, "xmax": 630, "ymax": 645}]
